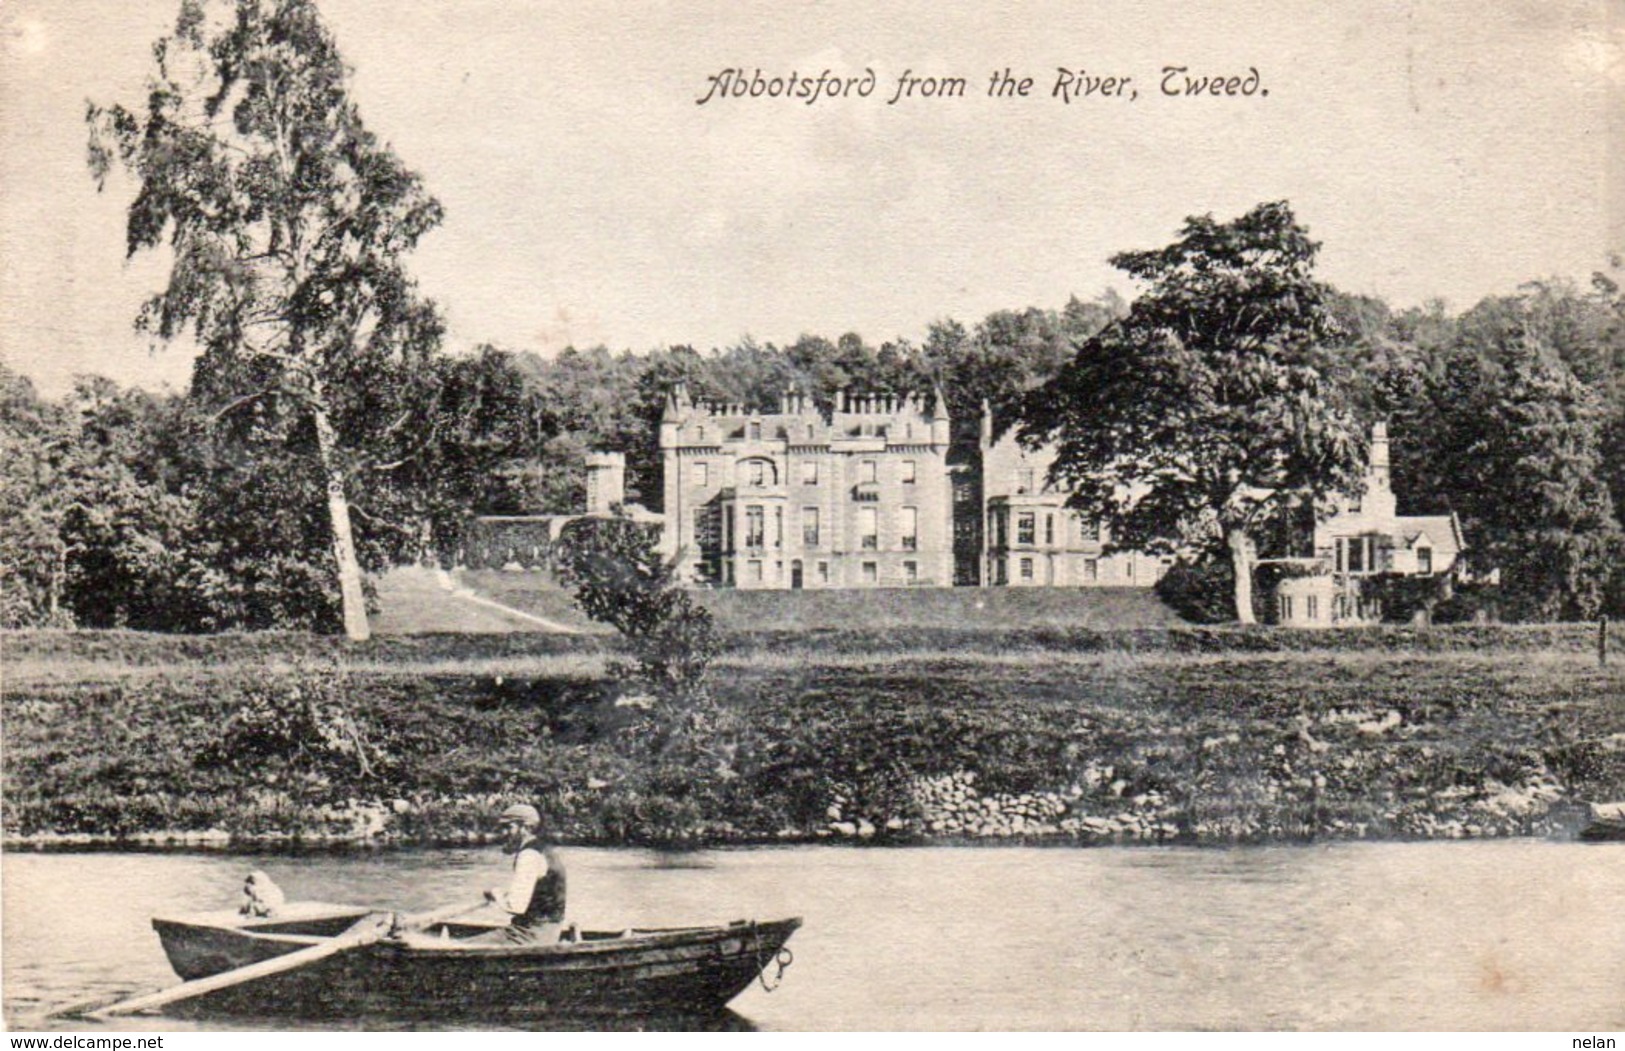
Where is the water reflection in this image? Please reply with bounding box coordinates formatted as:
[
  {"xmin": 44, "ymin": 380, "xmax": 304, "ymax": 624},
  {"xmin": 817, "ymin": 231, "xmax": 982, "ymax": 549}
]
[
  {"xmin": 161, "ymin": 1007, "xmax": 760, "ymax": 1033},
  {"xmin": 6, "ymin": 842, "xmax": 1625, "ymax": 1031}
]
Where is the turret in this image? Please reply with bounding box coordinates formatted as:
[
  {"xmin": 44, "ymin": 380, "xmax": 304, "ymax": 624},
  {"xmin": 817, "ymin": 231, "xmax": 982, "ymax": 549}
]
[
  {"xmin": 660, "ymin": 382, "xmax": 692, "ymax": 450},
  {"xmin": 929, "ymin": 384, "xmax": 951, "ymax": 446},
  {"xmin": 585, "ymin": 451, "xmax": 626, "ymax": 514}
]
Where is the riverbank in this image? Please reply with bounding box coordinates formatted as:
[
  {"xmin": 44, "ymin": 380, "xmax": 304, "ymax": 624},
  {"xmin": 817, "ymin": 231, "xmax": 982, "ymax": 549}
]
[{"xmin": 4, "ymin": 628, "xmax": 1622, "ymax": 849}]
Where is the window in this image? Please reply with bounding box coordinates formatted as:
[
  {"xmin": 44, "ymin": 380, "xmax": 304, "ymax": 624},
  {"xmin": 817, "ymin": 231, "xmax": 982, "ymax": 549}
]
[
  {"xmin": 1125, "ymin": 560, "xmax": 1134, "ymax": 579},
  {"xmin": 862, "ymin": 561, "xmax": 878, "ymax": 583},
  {"xmin": 1084, "ymin": 558, "xmax": 1098, "ymax": 582},
  {"xmin": 749, "ymin": 422, "xmax": 762, "ymax": 441},
  {"xmin": 904, "ymin": 561, "xmax": 918, "ymax": 583},
  {"xmin": 1306, "ymin": 595, "xmax": 1320, "ymax": 620},
  {"xmin": 692, "ymin": 507, "xmax": 715, "ymax": 549},
  {"xmin": 1081, "ymin": 518, "xmax": 1100, "ymax": 543},
  {"xmin": 861, "ymin": 460, "xmax": 877, "ymax": 483},
  {"xmin": 1416, "ymin": 547, "xmax": 1433, "ymax": 574},
  {"xmin": 1020, "ymin": 557, "xmax": 1034, "ymax": 580},
  {"xmin": 774, "ymin": 507, "xmax": 783, "ymax": 548},
  {"xmin": 694, "ymin": 462, "xmax": 708, "ymax": 487},
  {"xmin": 817, "ymin": 561, "xmax": 829, "ymax": 583},
  {"xmin": 991, "ymin": 511, "xmax": 1006, "ymax": 549},
  {"xmin": 802, "ymin": 461, "xmax": 818, "ymax": 485},
  {"xmin": 900, "ymin": 507, "xmax": 918, "ymax": 550},
  {"xmin": 749, "ymin": 460, "xmax": 768, "ymax": 486},
  {"xmin": 859, "ymin": 507, "xmax": 879, "ymax": 550},
  {"xmin": 1280, "ymin": 595, "xmax": 1294, "ymax": 620},
  {"xmin": 1018, "ymin": 468, "xmax": 1035, "ymax": 493},
  {"xmin": 749, "ymin": 559, "xmax": 764, "ymax": 582},
  {"xmin": 1017, "ymin": 513, "xmax": 1036, "ymax": 546},
  {"xmin": 1045, "ymin": 514, "xmax": 1054, "ymax": 546},
  {"xmin": 803, "ymin": 507, "xmax": 820, "ymax": 547},
  {"xmin": 901, "ymin": 460, "xmax": 916, "ymax": 484},
  {"xmin": 723, "ymin": 561, "xmax": 734, "ymax": 584},
  {"xmin": 745, "ymin": 506, "xmax": 765, "ymax": 548}
]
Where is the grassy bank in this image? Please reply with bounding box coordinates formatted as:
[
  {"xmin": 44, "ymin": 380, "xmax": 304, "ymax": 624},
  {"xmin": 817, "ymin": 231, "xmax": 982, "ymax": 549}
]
[
  {"xmin": 5, "ymin": 620, "xmax": 1604, "ymax": 666},
  {"xmin": 452, "ymin": 570, "xmax": 1187, "ymax": 632},
  {"xmin": 5, "ymin": 629, "xmax": 1622, "ymax": 848}
]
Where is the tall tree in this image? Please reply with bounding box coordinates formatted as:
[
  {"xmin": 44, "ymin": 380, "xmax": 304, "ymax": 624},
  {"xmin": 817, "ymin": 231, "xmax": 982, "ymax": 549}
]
[
  {"xmin": 88, "ymin": 0, "xmax": 445, "ymax": 638},
  {"xmin": 1023, "ymin": 202, "xmax": 1365, "ymax": 623},
  {"xmin": 358, "ymin": 346, "xmax": 540, "ymax": 563},
  {"xmin": 1424, "ymin": 297, "xmax": 1620, "ymax": 620}
]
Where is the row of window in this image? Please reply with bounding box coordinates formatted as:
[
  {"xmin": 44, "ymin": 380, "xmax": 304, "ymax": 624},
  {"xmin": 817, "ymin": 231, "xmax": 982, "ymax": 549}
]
[
  {"xmin": 989, "ymin": 556, "xmax": 1120, "ymax": 584},
  {"xmin": 989, "ymin": 510, "xmax": 1101, "ymax": 549},
  {"xmin": 704, "ymin": 505, "xmax": 921, "ymax": 551},
  {"xmin": 1279, "ymin": 594, "xmax": 1383, "ymax": 622},
  {"xmin": 1332, "ymin": 536, "xmax": 1433, "ymax": 575},
  {"xmin": 689, "ymin": 459, "xmax": 918, "ymax": 488},
  {"xmin": 1279, "ymin": 594, "xmax": 1321, "ymax": 621},
  {"xmin": 707, "ymin": 559, "xmax": 923, "ymax": 585}
]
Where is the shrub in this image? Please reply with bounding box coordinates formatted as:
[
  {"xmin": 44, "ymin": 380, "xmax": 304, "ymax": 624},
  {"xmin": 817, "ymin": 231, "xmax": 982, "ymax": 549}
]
[
  {"xmin": 1433, "ymin": 581, "xmax": 1503, "ymax": 624},
  {"xmin": 551, "ymin": 515, "xmax": 718, "ymax": 697},
  {"xmin": 197, "ymin": 663, "xmax": 388, "ymax": 795},
  {"xmin": 1155, "ymin": 558, "xmax": 1234, "ymax": 623},
  {"xmin": 1359, "ymin": 572, "xmax": 1454, "ymax": 624},
  {"xmin": 1156, "ymin": 556, "xmax": 1267, "ymax": 624}
]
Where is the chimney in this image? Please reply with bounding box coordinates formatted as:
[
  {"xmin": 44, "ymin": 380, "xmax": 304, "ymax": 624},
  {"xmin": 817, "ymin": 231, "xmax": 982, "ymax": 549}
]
[{"xmin": 1371, "ymin": 420, "xmax": 1392, "ymax": 493}]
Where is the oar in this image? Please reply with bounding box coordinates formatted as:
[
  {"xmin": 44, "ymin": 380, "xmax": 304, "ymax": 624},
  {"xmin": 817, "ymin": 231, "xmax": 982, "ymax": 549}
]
[
  {"xmin": 392, "ymin": 899, "xmax": 492, "ymax": 933},
  {"xmin": 87, "ymin": 911, "xmax": 394, "ymax": 1019}
]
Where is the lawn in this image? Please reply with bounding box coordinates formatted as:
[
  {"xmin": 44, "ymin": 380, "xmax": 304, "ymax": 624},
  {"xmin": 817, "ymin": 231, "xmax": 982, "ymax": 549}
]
[{"xmin": 435, "ymin": 569, "xmax": 1184, "ymax": 633}]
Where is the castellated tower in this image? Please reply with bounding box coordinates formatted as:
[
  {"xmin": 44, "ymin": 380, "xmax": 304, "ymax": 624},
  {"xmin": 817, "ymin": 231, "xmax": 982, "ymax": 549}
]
[
  {"xmin": 659, "ymin": 384, "xmax": 953, "ymax": 589},
  {"xmin": 585, "ymin": 451, "xmax": 627, "ymax": 515}
]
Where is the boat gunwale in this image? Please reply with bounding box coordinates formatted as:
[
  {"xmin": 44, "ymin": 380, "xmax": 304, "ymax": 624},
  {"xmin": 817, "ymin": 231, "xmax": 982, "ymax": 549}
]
[{"xmin": 154, "ymin": 912, "xmax": 802, "ymax": 960}]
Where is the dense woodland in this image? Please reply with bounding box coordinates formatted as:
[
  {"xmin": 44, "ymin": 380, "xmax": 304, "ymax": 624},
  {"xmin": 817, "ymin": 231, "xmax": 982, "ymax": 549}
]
[
  {"xmin": 4, "ymin": 273, "xmax": 1624, "ymax": 632},
  {"xmin": 2, "ymin": 1, "xmax": 1620, "ymax": 634}
]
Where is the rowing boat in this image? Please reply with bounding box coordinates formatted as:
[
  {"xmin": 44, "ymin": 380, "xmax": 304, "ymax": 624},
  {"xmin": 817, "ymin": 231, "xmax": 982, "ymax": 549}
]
[{"xmin": 147, "ymin": 903, "xmax": 801, "ymax": 1020}]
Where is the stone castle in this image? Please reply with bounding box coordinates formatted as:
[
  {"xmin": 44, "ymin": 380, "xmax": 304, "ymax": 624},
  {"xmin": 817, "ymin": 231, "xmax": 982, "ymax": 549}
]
[
  {"xmin": 466, "ymin": 387, "xmax": 1462, "ymax": 607},
  {"xmin": 657, "ymin": 384, "xmax": 955, "ymax": 588},
  {"xmin": 650, "ymin": 383, "xmax": 1168, "ymax": 590}
]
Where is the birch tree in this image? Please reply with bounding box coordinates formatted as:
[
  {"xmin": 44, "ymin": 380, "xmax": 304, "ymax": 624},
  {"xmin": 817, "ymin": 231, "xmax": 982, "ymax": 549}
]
[{"xmin": 88, "ymin": 0, "xmax": 444, "ymax": 639}]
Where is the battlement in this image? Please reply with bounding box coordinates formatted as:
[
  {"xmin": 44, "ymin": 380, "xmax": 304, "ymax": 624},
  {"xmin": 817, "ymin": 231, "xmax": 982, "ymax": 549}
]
[{"xmin": 661, "ymin": 383, "xmax": 948, "ymax": 451}]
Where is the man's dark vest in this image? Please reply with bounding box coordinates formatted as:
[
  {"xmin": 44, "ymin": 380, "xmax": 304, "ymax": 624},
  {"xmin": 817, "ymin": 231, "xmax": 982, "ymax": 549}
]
[{"xmin": 514, "ymin": 844, "xmax": 567, "ymax": 928}]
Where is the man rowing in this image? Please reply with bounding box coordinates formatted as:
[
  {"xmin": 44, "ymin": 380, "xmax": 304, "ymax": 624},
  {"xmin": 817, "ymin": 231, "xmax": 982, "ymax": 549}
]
[{"xmin": 483, "ymin": 802, "xmax": 567, "ymax": 944}]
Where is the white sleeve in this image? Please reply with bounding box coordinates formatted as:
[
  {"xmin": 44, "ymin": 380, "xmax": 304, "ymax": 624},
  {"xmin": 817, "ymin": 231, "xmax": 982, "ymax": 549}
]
[{"xmin": 503, "ymin": 849, "xmax": 549, "ymax": 915}]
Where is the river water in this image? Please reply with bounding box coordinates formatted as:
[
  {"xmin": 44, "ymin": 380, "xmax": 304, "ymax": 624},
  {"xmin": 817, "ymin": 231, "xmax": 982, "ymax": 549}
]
[{"xmin": 4, "ymin": 841, "xmax": 1623, "ymax": 1031}]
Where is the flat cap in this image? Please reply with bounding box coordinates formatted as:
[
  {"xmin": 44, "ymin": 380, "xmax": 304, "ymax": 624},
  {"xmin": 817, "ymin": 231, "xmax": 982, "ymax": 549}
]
[{"xmin": 499, "ymin": 803, "xmax": 541, "ymax": 827}]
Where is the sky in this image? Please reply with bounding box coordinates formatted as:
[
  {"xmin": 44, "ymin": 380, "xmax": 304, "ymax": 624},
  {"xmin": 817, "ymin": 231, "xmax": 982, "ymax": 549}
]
[{"xmin": 1, "ymin": 0, "xmax": 1619, "ymax": 397}]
